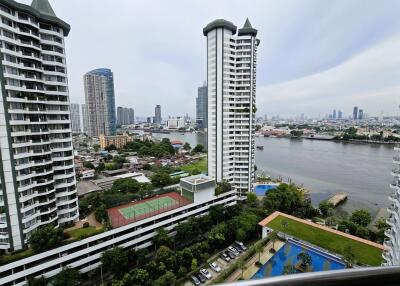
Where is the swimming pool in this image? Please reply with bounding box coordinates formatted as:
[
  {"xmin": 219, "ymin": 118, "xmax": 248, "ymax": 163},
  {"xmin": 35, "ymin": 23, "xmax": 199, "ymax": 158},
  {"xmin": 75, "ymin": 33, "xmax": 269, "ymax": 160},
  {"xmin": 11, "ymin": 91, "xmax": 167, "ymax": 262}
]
[
  {"xmin": 254, "ymin": 184, "xmax": 278, "ymax": 196},
  {"xmin": 251, "ymin": 241, "xmax": 345, "ymax": 279}
]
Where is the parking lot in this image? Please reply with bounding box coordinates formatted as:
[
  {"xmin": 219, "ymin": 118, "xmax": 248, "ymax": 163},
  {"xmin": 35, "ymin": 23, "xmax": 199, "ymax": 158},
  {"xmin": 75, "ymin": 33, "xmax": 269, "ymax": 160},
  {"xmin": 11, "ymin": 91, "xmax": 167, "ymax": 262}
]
[{"xmin": 184, "ymin": 243, "xmax": 247, "ymax": 286}]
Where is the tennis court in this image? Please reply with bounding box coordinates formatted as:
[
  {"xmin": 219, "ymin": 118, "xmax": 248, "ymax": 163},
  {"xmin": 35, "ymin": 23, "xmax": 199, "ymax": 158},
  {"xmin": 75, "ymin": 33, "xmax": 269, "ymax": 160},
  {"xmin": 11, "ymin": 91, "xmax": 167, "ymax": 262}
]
[
  {"xmin": 118, "ymin": 196, "xmax": 176, "ymax": 219},
  {"xmin": 107, "ymin": 192, "xmax": 192, "ymax": 228}
]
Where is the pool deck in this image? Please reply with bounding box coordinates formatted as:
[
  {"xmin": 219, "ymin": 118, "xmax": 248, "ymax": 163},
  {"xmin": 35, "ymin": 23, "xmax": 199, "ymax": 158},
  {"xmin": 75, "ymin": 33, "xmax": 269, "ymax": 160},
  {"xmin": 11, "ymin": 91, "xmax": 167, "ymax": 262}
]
[
  {"xmin": 225, "ymin": 240, "xmax": 286, "ymax": 282},
  {"xmin": 259, "ymin": 211, "xmax": 384, "ymax": 250}
]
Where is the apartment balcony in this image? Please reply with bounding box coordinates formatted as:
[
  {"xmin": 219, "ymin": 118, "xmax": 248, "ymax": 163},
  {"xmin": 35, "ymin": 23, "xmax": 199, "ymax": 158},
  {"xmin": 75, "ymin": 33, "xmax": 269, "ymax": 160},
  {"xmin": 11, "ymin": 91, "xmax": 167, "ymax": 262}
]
[
  {"xmin": 393, "ymin": 156, "xmax": 400, "ymax": 164},
  {"xmin": 392, "ymin": 169, "xmax": 400, "ymax": 177},
  {"xmin": 390, "ymin": 181, "xmax": 399, "ymax": 190},
  {"xmin": 394, "ymin": 145, "xmax": 400, "ymax": 152},
  {"xmin": 388, "ymin": 192, "xmax": 399, "ymax": 203},
  {"xmin": 385, "ymin": 228, "xmax": 392, "ymax": 238},
  {"xmin": 220, "ymin": 266, "xmax": 400, "ymax": 286}
]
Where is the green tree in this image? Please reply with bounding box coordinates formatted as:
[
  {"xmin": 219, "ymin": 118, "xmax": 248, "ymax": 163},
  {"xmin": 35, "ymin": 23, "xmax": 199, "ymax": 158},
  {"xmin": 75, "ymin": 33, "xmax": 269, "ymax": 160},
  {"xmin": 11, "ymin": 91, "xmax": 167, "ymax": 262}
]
[
  {"xmin": 209, "ymin": 205, "xmax": 225, "ymax": 224},
  {"xmin": 215, "ymin": 180, "xmax": 232, "ymax": 196},
  {"xmin": 350, "ymin": 209, "xmax": 371, "ymax": 227},
  {"xmin": 208, "ymin": 223, "xmax": 227, "ymax": 248},
  {"xmin": 130, "ymin": 268, "xmax": 150, "ymax": 286},
  {"xmin": 156, "ymin": 246, "xmax": 175, "ymax": 271},
  {"xmin": 297, "ymin": 252, "xmax": 312, "ymax": 268},
  {"xmin": 343, "ymin": 245, "xmax": 356, "ymax": 267},
  {"xmin": 112, "ymin": 177, "xmax": 141, "ymax": 193},
  {"xmin": 338, "ymin": 220, "xmax": 358, "ymax": 235},
  {"xmin": 101, "ymin": 247, "xmax": 129, "ymax": 278},
  {"xmin": 192, "ymin": 144, "xmax": 205, "ymax": 153},
  {"xmin": 153, "ymin": 271, "xmax": 176, "ymax": 286},
  {"xmin": 191, "ymin": 258, "xmax": 198, "ymax": 271},
  {"xmin": 28, "ymin": 225, "xmax": 64, "ymax": 253},
  {"xmin": 319, "ymin": 201, "xmax": 334, "ymax": 217},
  {"xmin": 82, "ymin": 161, "xmax": 95, "ymax": 169},
  {"xmin": 154, "ymin": 227, "xmax": 173, "ymax": 249},
  {"xmin": 269, "ymin": 231, "xmax": 279, "ymax": 250},
  {"xmin": 183, "ymin": 142, "xmax": 191, "ymax": 151},
  {"xmin": 93, "ymin": 144, "xmax": 100, "ymax": 152},
  {"xmin": 247, "ymin": 192, "xmax": 259, "ymax": 207},
  {"xmin": 52, "ymin": 267, "xmax": 80, "ymax": 286},
  {"xmin": 151, "ymin": 172, "xmax": 173, "ymax": 188},
  {"xmin": 27, "ymin": 276, "xmax": 47, "ymax": 286},
  {"xmin": 94, "ymin": 204, "xmax": 108, "ymax": 223}
]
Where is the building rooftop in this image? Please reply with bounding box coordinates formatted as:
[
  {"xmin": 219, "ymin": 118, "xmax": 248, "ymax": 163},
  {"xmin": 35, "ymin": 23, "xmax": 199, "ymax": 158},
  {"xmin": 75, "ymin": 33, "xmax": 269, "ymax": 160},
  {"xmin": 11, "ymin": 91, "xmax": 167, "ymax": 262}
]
[
  {"xmin": 203, "ymin": 19, "xmax": 237, "ymax": 36},
  {"xmin": 181, "ymin": 175, "xmax": 214, "ymax": 185},
  {"xmin": 31, "ymin": 0, "xmax": 55, "ymax": 17},
  {"xmin": 238, "ymin": 18, "xmax": 258, "ymax": 36}
]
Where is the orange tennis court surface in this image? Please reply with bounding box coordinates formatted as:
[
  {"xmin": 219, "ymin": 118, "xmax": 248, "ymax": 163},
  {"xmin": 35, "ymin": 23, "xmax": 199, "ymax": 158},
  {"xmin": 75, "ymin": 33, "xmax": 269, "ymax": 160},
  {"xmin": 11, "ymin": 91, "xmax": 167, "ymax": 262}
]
[{"xmin": 107, "ymin": 192, "xmax": 192, "ymax": 228}]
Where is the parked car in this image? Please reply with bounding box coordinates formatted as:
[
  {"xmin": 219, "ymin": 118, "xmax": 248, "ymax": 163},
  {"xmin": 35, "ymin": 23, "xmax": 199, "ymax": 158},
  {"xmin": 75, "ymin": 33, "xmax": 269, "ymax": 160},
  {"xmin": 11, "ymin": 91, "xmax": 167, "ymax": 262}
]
[
  {"xmin": 200, "ymin": 268, "xmax": 212, "ymax": 279},
  {"xmin": 228, "ymin": 246, "xmax": 240, "ymax": 256},
  {"xmin": 225, "ymin": 250, "xmax": 236, "ymax": 259},
  {"xmin": 197, "ymin": 272, "xmax": 207, "ymax": 283},
  {"xmin": 235, "ymin": 241, "xmax": 247, "ymax": 251},
  {"xmin": 190, "ymin": 275, "xmax": 201, "ymax": 286},
  {"xmin": 220, "ymin": 252, "xmax": 230, "ymax": 262},
  {"xmin": 209, "ymin": 262, "xmax": 222, "ymax": 273},
  {"xmin": 232, "ymin": 245, "xmax": 243, "ymax": 253}
]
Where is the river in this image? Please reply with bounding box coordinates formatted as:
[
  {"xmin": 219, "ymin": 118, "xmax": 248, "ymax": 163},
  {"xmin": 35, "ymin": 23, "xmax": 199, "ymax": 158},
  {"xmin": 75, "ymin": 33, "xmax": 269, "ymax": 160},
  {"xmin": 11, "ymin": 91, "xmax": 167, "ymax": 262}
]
[{"xmin": 151, "ymin": 131, "xmax": 394, "ymax": 215}]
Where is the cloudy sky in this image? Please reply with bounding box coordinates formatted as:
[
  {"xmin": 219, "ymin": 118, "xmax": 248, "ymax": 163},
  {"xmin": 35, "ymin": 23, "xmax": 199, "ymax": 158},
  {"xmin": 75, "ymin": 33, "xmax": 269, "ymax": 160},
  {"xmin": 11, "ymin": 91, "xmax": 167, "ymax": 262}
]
[{"xmin": 21, "ymin": 0, "xmax": 400, "ymax": 118}]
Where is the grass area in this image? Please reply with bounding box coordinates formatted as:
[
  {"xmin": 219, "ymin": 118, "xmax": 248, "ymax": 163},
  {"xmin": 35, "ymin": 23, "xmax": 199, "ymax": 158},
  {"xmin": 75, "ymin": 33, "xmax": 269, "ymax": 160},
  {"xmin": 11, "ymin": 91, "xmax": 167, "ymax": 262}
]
[
  {"xmin": 180, "ymin": 157, "xmax": 207, "ymax": 174},
  {"xmin": 267, "ymin": 215, "xmax": 383, "ymax": 266},
  {"xmin": 66, "ymin": 226, "xmax": 104, "ymax": 240},
  {"xmin": 0, "ymin": 248, "xmax": 33, "ymax": 266}
]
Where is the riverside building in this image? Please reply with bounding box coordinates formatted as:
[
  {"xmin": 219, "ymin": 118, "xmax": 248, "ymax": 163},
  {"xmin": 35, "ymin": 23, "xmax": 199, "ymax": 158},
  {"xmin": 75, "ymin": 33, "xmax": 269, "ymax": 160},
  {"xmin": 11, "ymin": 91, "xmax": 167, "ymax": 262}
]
[
  {"xmin": 383, "ymin": 143, "xmax": 400, "ymax": 265},
  {"xmin": 0, "ymin": 0, "xmax": 78, "ymax": 251},
  {"xmin": 203, "ymin": 18, "xmax": 259, "ymax": 195}
]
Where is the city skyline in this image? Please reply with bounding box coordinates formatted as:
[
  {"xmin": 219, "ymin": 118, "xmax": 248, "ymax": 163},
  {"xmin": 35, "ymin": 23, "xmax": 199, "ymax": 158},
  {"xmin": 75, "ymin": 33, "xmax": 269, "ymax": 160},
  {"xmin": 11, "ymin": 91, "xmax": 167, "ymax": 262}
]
[{"xmin": 16, "ymin": 0, "xmax": 400, "ymax": 118}]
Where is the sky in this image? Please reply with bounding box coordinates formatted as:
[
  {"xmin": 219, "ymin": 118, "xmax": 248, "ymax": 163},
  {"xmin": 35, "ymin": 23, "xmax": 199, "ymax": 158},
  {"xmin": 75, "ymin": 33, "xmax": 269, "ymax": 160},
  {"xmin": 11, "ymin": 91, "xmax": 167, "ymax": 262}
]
[{"xmin": 20, "ymin": 0, "xmax": 400, "ymax": 118}]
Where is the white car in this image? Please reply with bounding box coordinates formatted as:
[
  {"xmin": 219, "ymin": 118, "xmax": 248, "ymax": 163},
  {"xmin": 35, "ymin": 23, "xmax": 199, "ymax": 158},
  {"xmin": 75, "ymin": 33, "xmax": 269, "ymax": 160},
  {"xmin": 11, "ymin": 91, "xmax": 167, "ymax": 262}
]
[
  {"xmin": 228, "ymin": 246, "xmax": 240, "ymax": 256},
  {"xmin": 209, "ymin": 262, "xmax": 222, "ymax": 273},
  {"xmin": 200, "ymin": 268, "xmax": 212, "ymax": 280}
]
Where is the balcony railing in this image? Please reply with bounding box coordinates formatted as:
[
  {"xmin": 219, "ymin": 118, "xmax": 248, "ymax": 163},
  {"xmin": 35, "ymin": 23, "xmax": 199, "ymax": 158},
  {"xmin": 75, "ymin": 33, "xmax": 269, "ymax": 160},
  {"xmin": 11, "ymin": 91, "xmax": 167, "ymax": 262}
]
[{"xmin": 219, "ymin": 266, "xmax": 400, "ymax": 286}]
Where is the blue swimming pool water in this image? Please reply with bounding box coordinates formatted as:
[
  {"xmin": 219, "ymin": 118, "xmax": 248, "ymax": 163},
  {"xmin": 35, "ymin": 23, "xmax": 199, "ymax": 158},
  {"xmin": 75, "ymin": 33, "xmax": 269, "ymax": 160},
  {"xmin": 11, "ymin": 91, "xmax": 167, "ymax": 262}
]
[
  {"xmin": 251, "ymin": 241, "xmax": 345, "ymax": 279},
  {"xmin": 254, "ymin": 184, "xmax": 278, "ymax": 196}
]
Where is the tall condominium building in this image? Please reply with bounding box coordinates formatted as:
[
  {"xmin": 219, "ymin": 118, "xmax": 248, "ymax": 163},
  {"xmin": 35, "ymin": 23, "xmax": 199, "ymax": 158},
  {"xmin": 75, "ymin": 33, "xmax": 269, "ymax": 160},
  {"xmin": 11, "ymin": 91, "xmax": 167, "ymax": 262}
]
[
  {"xmin": 332, "ymin": 109, "xmax": 337, "ymax": 119},
  {"xmin": 0, "ymin": 0, "xmax": 78, "ymax": 250},
  {"xmin": 358, "ymin": 109, "xmax": 364, "ymax": 120},
  {"xmin": 70, "ymin": 103, "xmax": 81, "ymax": 133},
  {"xmin": 117, "ymin": 106, "xmax": 134, "ymax": 125},
  {"xmin": 154, "ymin": 104, "xmax": 161, "ymax": 124},
  {"xmin": 81, "ymin": 103, "xmax": 88, "ymax": 133},
  {"xmin": 203, "ymin": 18, "xmax": 259, "ymax": 194},
  {"xmin": 383, "ymin": 144, "xmax": 400, "ymax": 265},
  {"xmin": 84, "ymin": 68, "xmax": 116, "ymax": 137},
  {"xmin": 353, "ymin": 106, "xmax": 358, "ymax": 120},
  {"xmin": 196, "ymin": 82, "xmax": 208, "ymax": 129},
  {"xmin": 338, "ymin": 110, "xmax": 343, "ymax": 119}
]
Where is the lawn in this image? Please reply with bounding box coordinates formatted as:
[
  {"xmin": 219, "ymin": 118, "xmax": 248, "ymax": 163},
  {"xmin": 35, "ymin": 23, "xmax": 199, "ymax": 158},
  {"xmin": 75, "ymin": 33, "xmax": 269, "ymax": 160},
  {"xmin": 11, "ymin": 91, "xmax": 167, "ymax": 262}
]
[
  {"xmin": 66, "ymin": 226, "xmax": 103, "ymax": 240},
  {"xmin": 267, "ymin": 215, "xmax": 383, "ymax": 266},
  {"xmin": 180, "ymin": 157, "xmax": 207, "ymax": 174}
]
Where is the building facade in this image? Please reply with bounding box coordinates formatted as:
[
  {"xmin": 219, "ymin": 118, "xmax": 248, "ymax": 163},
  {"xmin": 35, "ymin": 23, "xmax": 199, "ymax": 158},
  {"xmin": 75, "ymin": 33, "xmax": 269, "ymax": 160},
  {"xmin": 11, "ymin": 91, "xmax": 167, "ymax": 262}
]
[
  {"xmin": 383, "ymin": 144, "xmax": 400, "ymax": 266},
  {"xmin": 99, "ymin": 133, "xmax": 133, "ymax": 150},
  {"xmin": 81, "ymin": 103, "xmax": 88, "ymax": 133},
  {"xmin": 196, "ymin": 82, "xmax": 208, "ymax": 129},
  {"xmin": 70, "ymin": 103, "xmax": 81, "ymax": 133},
  {"xmin": 203, "ymin": 19, "xmax": 259, "ymax": 195},
  {"xmin": 117, "ymin": 106, "xmax": 134, "ymax": 126},
  {"xmin": 166, "ymin": 117, "xmax": 185, "ymax": 129},
  {"xmin": 353, "ymin": 106, "xmax": 358, "ymax": 120},
  {"xmin": 0, "ymin": 0, "xmax": 78, "ymax": 251},
  {"xmin": 154, "ymin": 104, "xmax": 161, "ymax": 124},
  {"xmin": 84, "ymin": 68, "xmax": 116, "ymax": 137}
]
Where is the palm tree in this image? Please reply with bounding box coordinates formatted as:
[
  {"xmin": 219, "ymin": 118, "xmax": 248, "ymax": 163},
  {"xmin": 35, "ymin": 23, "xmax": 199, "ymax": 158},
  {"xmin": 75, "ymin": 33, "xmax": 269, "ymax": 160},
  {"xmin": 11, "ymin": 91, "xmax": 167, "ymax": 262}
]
[
  {"xmin": 297, "ymin": 252, "xmax": 312, "ymax": 270},
  {"xmin": 256, "ymin": 243, "xmax": 263, "ymax": 263},
  {"xmin": 283, "ymin": 263, "xmax": 296, "ymax": 275},
  {"xmin": 269, "ymin": 231, "xmax": 279, "ymax": 252}
]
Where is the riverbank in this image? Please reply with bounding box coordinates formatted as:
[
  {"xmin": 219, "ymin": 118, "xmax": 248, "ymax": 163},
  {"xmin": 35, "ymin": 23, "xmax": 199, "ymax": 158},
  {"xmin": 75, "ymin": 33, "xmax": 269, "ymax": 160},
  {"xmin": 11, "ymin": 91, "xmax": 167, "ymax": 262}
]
[{"xmin": 265, "ymin": 135, "xmax": 398, "ymax": 146}]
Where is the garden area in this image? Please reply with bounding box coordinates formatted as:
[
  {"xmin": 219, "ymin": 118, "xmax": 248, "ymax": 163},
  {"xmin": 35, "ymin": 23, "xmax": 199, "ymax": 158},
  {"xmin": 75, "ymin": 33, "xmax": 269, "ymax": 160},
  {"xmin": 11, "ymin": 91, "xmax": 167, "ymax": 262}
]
[{"xmin": 266, "ymin": 214, "xmax": 383, "ymax": 266}]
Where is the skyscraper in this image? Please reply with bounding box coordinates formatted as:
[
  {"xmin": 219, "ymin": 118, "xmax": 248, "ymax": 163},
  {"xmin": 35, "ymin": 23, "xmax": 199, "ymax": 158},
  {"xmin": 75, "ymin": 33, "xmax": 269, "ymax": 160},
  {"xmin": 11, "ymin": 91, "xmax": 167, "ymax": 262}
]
[
  {"xmin": 383, "ymin": 144, "xmax": 400, "ymax": 265},
  {"xmin": 154, "ymin": 105, "xmax": 161, "ymax": 124},
  {"xmin": 338, "ymin": 110, "xmax": 343, "ymax": 119},
  {"xmin": 82, "ymin": 104, "xmax": 88, "ymax": 134},
  {"xmin": 84, "ymin": 68, "xmax": 116, "ymax": 137},
  {"xmin": 353, "ymin": 106, "xmax": 358, "ymax": 120},
  {"xmin": 332, "ymin": 109, "xmax": 337, "ymax": 119},
  {"xmin": 196, "ymin": 82, "xmax": 208, "ymax": 129},
  {"xmin": 70, "ymin": 103, "xmax": 81, "ymax": 133},
  {"xmin": 358, "ymin": 109, "xmax": 364, "ymax": 120},
  {"xmin": 117, "ymin": 106, "xmax": 135, "ymax": 125},
  {"xmin": 203, "ymin": 18, "xmax": 259, "ymax": 194},
  {"xmin": 0, "ymin": 0, "xmax": 78, "ymax": 250}
]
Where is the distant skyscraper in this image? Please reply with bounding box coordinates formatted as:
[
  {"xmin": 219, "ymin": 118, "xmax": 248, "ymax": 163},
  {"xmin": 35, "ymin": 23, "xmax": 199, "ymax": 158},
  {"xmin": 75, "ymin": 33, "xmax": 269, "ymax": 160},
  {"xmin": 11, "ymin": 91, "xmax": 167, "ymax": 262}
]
[
  {"xmin": 204, "ymin": 18, "xmax": 259, "ymax": 194},
  {"xmin": 84, "ymin": 68, "xmax": 116, "ymax": 137},
  {"xmin": 338, "ymin": 110, "xmax": 343, "ymax": 119},
  {"xmin": 154, "ymin": 105, "xmax": 162, "ymax": 124},
  {"xmin": 0, "ymin": 0, "xmax": 78, "ymax": 250},
  {"xmin": 196, "ymin": 83, "xmax": 208, "ymax": 129},
  {"xmin": 358, "ymin": 109, "xmax": 364, "ymax": 120},
  {"xmin": 332, "ymin": 109, "xmax": 337, "ymax": 119},
  {"xmin": 353, "ymin": 106, "xmax": 359, "ymax": 120},
  {"xmin": 70, "ymin": 103, "xmax": 81, "ymax": 133},
  {"xmin": 117, "ymin": 107, "xmax": 135, "ymax": 125},
  {"xmin": 82, "ymin": 104, "xmax": 89, "ymax": 133}
]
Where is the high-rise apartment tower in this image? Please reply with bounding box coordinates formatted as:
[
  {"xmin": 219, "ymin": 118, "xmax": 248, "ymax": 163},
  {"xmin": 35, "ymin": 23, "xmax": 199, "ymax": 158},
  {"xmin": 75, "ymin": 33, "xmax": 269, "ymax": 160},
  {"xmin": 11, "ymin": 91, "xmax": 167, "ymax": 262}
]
[
  {"xmin": 203, "ymin": 18, "xmax": 259, "ymax": 195},
  {"xmin": 70, "ymin": 103, "xmax": 81, "ymax": 133},
  {"xmin": 196, "ymin": 82, "xmax": 208, "ymax": 129}
]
